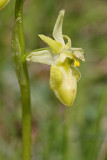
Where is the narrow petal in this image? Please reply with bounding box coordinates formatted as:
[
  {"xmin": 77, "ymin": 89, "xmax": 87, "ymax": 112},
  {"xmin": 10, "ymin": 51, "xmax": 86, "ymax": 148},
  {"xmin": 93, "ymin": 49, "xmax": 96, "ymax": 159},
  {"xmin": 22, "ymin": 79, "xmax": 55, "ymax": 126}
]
[
  {"xmin": 63, "ymin": 35, "xmax": 71, "ymax": 48},
  {"xmin": 71, "ymin": 48, "xmax": 85, "ymax": 62},
  {"xmin": 26, "ymin": 49, "xmax": 58, "ymax": 65},
  {"xmin": 53, "ymin": 10, "xmax": 65, "ymax": 45},
  {"xmin": 39, "ymin": 34, "xmax": 62, "ymax": 54}
]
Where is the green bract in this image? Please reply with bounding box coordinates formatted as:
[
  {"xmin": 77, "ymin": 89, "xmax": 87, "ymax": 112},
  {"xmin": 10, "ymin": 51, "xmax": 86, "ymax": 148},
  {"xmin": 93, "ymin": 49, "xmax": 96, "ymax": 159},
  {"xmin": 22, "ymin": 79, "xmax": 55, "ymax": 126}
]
[
  {"xmin": 0, "ymin": 0, "xmax": 10, "ymax": 10},
  {"xmin": 26, "ymin": 10, "xmax": 85, "ymax": 106}
]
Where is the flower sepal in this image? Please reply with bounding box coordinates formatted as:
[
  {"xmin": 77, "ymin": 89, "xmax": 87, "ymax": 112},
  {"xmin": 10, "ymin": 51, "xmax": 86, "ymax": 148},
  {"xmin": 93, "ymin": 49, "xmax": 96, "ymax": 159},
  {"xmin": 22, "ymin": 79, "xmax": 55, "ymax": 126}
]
[{"xmin": 24, "ymin": 48, "xmax": 58, "ymax": 65}]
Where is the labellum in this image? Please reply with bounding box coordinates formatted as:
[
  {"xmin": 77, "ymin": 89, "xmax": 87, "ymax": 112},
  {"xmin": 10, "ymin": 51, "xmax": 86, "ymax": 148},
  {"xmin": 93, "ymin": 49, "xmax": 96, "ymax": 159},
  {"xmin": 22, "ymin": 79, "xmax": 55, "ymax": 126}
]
[{"xmin": 50, "ymin": 59, "xmax": 80, "ymax": 106}]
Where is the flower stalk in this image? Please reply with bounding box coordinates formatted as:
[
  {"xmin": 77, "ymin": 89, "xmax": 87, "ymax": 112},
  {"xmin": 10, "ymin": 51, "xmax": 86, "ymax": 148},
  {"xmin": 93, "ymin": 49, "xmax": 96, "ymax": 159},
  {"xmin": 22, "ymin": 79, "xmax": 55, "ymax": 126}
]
[{"xmin": 11, "ymin": 0, "xmax": 31, "ymax": 160}]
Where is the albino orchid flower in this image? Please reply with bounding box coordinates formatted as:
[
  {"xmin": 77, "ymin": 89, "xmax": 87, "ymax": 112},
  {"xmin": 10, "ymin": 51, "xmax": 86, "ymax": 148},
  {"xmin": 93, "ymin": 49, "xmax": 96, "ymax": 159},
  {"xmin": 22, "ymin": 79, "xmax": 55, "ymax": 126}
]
[
  {"xmin": 0, "ymin": 0, "xmax": 10, "ymax": 10},
  {"xmin": 26, "ymin": 10, "xmax": 85, "ymax": 106}
]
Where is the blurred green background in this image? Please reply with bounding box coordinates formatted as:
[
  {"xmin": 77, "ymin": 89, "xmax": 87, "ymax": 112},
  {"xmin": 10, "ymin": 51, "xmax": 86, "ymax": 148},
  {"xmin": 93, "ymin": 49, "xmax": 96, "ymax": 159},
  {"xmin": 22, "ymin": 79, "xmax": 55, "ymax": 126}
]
[{"xmin": 0, "ymin": 0, "xmax": 107, "ymax": 160}]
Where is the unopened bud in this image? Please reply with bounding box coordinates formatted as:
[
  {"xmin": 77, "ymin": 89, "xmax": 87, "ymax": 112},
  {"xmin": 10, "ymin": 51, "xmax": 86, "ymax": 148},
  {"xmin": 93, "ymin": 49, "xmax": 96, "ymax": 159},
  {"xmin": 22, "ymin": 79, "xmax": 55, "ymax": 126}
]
[{"xmin": 0, "ymin": 0, "xmax": 10, "ymax": 10}]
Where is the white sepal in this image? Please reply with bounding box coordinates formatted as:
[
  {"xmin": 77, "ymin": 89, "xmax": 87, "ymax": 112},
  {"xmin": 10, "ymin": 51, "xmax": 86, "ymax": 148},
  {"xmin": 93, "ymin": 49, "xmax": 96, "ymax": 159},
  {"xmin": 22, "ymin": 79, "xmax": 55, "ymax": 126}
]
[
  {"xmin": 53, "ymin": 10, "xmax": 65, "ymax": 46},
  {"xmin": 26, "ymin": 49, "xmax": 58, "ymax": 65}
]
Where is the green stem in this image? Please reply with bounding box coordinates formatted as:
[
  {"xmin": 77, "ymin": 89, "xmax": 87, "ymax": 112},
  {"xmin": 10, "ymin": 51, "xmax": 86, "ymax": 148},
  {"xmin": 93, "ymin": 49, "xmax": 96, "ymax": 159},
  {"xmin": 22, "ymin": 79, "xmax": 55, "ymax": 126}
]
[
  {"xmin": 62, "ymin": 109, "xmax": 70, "ymax": 160},
  {"xmin": 11, "ymin": 0, "xmax": 31, "ymax": 160}
]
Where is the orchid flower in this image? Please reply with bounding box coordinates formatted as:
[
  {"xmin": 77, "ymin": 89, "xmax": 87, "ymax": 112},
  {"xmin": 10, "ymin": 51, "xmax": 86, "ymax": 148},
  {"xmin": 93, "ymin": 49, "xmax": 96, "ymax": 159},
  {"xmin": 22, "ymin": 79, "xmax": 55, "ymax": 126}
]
[{"xmin": 26, "ymin": 10, "xmax": 85, "ymax": 106}]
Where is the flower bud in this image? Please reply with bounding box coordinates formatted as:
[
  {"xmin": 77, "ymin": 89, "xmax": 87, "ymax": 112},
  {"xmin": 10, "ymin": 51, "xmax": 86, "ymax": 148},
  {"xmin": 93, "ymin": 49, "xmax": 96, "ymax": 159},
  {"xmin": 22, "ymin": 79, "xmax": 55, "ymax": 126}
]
[
  {"xmin": 50, "ymin": 61, "xmax": 79, "ymax": 106},
  {"xmin": 0, "ymin": 0, "xmax": 10, "ymax": 10}
]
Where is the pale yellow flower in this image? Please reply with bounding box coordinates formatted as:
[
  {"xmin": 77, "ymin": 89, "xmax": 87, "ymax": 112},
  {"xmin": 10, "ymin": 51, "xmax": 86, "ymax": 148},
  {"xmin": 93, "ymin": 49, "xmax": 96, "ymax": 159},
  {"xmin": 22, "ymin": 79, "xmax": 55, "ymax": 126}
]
[{"xmin": 26, "ymin": 10, "xmax": 85, "ymax": 106}]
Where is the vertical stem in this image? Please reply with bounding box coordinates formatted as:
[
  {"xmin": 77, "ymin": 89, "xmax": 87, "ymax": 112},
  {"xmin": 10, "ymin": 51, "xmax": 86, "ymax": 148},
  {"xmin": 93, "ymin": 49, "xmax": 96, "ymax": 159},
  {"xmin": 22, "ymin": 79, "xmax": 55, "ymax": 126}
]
[
  {"xmin": 11, "ymin": 0, "xmax": 31, "ymax": 160},
  {"xmin": 62, "ymin": 109, "xmax": 70, "ymax": 160}
]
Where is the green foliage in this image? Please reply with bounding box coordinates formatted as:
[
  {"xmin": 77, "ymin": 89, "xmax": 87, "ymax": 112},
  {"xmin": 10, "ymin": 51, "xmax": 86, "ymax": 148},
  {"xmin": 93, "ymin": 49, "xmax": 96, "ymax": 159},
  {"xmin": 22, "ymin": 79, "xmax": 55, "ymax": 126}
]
[{"xmin": 0, "ymin": 0, "xmax": 107, "ymax": 159}]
